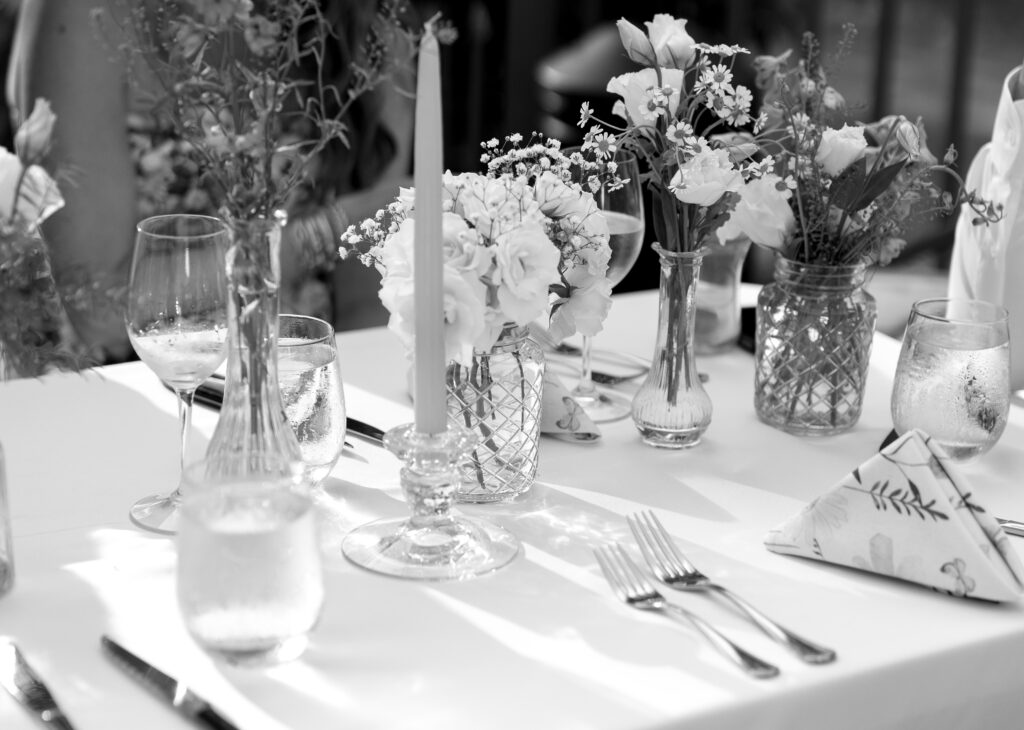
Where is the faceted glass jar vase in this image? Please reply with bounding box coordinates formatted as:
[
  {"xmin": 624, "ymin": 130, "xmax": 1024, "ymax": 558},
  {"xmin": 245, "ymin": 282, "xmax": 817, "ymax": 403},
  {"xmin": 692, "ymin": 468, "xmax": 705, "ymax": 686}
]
[
  {"xmin": 446, "ymin": 324, "xmax": 543, "ymax": 502},
  {"xmin": 754, "ymin": 257, "xmax": 877, "ymax": 436}
]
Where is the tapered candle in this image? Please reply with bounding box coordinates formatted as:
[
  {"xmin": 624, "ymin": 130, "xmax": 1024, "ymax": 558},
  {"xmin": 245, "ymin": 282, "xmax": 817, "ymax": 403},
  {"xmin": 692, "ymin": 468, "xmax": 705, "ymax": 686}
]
[{"xmin": 413, "ymin": 24, "xmax": 446, "ymax": 435}]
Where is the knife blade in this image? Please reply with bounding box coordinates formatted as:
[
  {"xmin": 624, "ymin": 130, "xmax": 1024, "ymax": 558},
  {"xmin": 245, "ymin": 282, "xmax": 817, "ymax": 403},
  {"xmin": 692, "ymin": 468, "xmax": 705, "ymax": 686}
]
[
  {"xmin": 163, "ymin": 378, "xmax": 386, "ymax": 447},
  {"xmin": 997, "ymin": 518, "xmax": 1024, "ymax": 538},
  {"xmin": 0, "ymin": 639, "xmax": 76, "ymax": 729},
  {"xmin": 101, "ymin": 636, "xmax": 238, "ymax": 730}
]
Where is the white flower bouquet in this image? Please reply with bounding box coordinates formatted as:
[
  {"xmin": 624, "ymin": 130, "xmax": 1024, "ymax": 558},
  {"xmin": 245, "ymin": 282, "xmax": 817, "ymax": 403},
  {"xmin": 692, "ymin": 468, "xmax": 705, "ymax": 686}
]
[{"xmin": 340, "ymin": 136, "xmax": 613, "ymax": 364}]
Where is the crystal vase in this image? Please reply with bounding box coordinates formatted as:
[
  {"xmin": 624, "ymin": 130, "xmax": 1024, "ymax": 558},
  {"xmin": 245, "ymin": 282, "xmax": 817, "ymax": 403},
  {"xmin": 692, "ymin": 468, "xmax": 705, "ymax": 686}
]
[
  {"xmin": 754, "ymin": 257, "xmax": 877, "ymax": 436},
  {"xmin": 446, "ymin": 323, "xmax": 543, "ymax": 502},
  {"xmin": 631, "ymin": 244, "xmax": 711, "ymax": 448},
  {"xmin": 206, "ymin": 216, "xmax": 302, "ymax": 470}
]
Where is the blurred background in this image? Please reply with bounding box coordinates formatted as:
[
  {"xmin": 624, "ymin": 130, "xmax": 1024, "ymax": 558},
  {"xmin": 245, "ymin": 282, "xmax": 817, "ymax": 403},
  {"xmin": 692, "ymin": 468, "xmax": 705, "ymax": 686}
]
[{"xmin": 2, "ymin": 0, "xmax": 1019, "ymax": 335}]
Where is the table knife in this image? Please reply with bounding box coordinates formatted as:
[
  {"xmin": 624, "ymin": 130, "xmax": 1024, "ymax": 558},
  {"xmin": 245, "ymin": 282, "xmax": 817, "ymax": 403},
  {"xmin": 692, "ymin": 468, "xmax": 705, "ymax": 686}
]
[
  {"xmin": 165, "ymin": 378, "xmax": 386, "ymax": 447},
  {"xmin": 0, "ymin": 639, "xmax": 76, "ymax": 729},
  {"xmin": 997, "ymin": 518, "xmax": 1024, "ymax": 538},
  {"xmin": 101, "ymin": 636, "xmax": 238, "ymax": 730}
]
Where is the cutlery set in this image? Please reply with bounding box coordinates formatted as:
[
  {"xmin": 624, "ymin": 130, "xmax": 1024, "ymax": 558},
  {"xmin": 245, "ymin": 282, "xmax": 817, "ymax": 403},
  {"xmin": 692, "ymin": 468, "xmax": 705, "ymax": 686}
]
[
  {"xmin": 1, "ymin": 637, "xmax": 238, "ymax": 730},
  {"xmin": 595, "ymin": 510, "xmax": 838, "ymax": 679}
]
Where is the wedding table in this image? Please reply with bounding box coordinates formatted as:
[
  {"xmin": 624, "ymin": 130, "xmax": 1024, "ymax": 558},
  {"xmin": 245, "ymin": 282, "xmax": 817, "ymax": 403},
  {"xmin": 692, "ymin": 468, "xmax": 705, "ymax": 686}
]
[{"xmin": 1, "ymin": 289, "xmax": 1023, "ymax": 730}]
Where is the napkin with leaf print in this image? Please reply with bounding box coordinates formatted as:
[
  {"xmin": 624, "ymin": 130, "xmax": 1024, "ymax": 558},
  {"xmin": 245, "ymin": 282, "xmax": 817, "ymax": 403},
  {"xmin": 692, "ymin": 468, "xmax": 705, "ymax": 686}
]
[{"xmin": 765, "ymin": 429, "xmax": 1024, "ymax": 601}]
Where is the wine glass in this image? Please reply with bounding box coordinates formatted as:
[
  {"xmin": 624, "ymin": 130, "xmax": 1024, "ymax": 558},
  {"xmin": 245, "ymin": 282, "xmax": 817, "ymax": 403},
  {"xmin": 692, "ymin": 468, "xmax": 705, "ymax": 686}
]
[
  {"xmin": 277, "ymin": 314, "xmax": 347, "ymax": 486},
  {"xmin": 570, "ymin": 149, "xmax": 645, "ymax": 422},
  {"xmin": 125, "ymin": 214, "xmax": 229, "ymax": 533}
]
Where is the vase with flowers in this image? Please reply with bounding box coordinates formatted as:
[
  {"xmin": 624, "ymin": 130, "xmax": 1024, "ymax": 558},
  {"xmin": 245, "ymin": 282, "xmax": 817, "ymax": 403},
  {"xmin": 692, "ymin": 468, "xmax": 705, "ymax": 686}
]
[
  {"xmin": 0, "ymin": 98, "xmax": 118, "ymax": 379},
  {"xmin": 580, "ymin": 14, "xmax": 796, "ymax": 447},
  {"xmin": 749, "ymin": 26, "xmax": 1001, "ymax": 435},
  {"xmin": 106, "ymin": 0, "xmax": 425, "ymax": 468},
  {"xmin": 341, "ymin": 134, "xmax": 613, "ymax": 500}
]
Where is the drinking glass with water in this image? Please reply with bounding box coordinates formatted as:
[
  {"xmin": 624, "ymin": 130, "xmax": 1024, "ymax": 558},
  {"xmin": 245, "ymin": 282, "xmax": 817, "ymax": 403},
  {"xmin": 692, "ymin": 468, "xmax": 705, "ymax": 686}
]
[
  {"xmin": 891, "ymin": 298, "xmax": 1010, "ymax": 461},
  {"xmin": 176, "ymin": 455, "xmax": 324, "ymax": 666}
]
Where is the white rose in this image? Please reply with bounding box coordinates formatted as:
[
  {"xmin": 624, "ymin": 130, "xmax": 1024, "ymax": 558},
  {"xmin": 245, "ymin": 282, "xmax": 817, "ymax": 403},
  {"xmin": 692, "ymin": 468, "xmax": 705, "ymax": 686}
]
[
  {"xmin": 442, "ymin": 212, "xmax": 492, "ymax": 279},
  {"xmin": 548, "ymin": 261, "xmax": 613, "ymax": 340},
  {"xmin": 615, "ymin": 18, "xmax": 655, "ymax": 66},
  {"xmin": 607, "ymin": 68, "xmax": 685, "ymax": 128},
  {"xmin": 670, "ymin": 147, "xmax": 742, "ymax": 206},
  {"xmin": 492, "ymin": 219, "xmax": 561, "ymax": 325},
  {"xmin": 815, "ymin": 124, "xmax": 867, "ymax": 176},
  {"xmin": 14, "ymin": 98, "xmax": 56, "ymax": 162},
  {"xmin": 534, "ymin": 170, "xmax": 597, "ymax": 221},
  {"xmin": 644, "ymin": 14, "xmax": 695, "ymax": 68},
  {"xmin": 0, "ymin": 147, "xmax": 64, "ymax": 227},
  {"xmin": 716, "ymin": 174, "xmax": 796, "ymax": 250},
  {"xmin": 379, "ymin": 265, "xmax": 488, "ymax": 367}
]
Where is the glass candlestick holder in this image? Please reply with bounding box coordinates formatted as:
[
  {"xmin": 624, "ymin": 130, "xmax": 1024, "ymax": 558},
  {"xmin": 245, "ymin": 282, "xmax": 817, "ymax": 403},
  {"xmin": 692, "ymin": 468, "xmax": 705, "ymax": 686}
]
[{"xmin": 341, "ymin": 424, "xmax": 520, "ymax": 580}]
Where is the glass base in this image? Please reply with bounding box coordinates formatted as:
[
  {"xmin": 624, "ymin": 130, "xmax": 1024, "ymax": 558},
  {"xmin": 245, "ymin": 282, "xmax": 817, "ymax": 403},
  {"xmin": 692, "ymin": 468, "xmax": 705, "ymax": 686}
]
[
  {"xmin": 203, "ymin": 634, "xmax": 309, "ymax": 667},
  {"xmin": 573, "ymin": 389, "xmax": 632, "ymax": 423},
  {"xmin": 636, "ymin": 425, "xmax": 704, "ymax": 449},
  {"xmin": 129, "ymin": 492, "xmax": 182, "ymax": 535},
  {"xmin": 342, "ymin": 515, "xmax": 519, "ymax": 580}
]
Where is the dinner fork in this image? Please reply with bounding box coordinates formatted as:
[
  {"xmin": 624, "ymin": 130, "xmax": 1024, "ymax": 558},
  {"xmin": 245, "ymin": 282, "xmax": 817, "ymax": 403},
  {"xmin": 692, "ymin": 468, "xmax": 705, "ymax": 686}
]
[
  {"xmin": 594, "ymin": 544, "xmax": 780, "ymax": 679},
  {"xmin": 628, "ymin": 510, "xmax": 837, "ymax": 665}
]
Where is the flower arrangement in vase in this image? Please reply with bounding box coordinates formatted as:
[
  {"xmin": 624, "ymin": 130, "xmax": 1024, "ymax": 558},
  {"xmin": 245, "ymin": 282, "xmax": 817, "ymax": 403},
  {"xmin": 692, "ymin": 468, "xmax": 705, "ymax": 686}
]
[
  {"xmin": 340, "ymin": 134, "xmax": 612, "ymax": 499},
  {"xmin": 748, "ymin": 24, "xmax": 1001, "ymax": 435},
  {"xmin": 101, "ymin": 0, "xmax": 429, "ymax": 465},
  {"xmin": 0, "ymin": 99, "xmax": 117, "ymax": 377},
  {"xmin": 580, "ymin": 13, "xmax": 795, "ymax": 447}
]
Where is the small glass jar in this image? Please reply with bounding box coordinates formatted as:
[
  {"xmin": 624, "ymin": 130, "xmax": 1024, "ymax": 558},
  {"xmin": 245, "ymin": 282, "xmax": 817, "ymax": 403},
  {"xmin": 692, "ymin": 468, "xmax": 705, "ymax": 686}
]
[{"xmin": 446, "ymin": 324, "xmax": 543, "ymax": 502}]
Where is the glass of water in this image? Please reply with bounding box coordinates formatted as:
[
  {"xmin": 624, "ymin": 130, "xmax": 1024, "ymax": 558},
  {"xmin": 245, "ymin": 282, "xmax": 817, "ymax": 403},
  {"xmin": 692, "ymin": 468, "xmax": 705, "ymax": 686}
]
[
  {"xmin": 278, "ymin": 314, "xmax": 347, "ymax": 486},
  {"xmin": 177, "ymin": 455, "xmax": 323, "ymax": 666},
  {"xmin": 891, "ymin": 298, "xmax": 1010, "ymax": 461}
]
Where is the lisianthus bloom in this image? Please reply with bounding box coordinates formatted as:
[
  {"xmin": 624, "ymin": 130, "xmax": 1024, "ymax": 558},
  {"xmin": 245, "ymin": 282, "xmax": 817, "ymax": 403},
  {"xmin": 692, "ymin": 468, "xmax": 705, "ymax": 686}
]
[
  {"xmin": 669, "ymin": 147, "xmax": 742, "ymax": 206},
  {"xmin": 814, "ymin": 124, "xmax": 867, "ymax": 175},
  {"xmin": 607, "ymin": 68, "xmax": 685, "ymax": 128},
  {"xmin": 549, "ymin": 245, "xmax": 613, "ymax": 341},
  {"xmin": 0, "ymin": 147, "xmax": 63, "ymax": 228},
  {"xmin": 13, "ymin": 98, "xmax": 56, "ymax": 163},
  {"xmin": 616, "ymin": 14, "xmax": 695, "ymax": 69},
  {"xmin": 717, "ymin": 173, "xmax": 795, "ymax": 250}
]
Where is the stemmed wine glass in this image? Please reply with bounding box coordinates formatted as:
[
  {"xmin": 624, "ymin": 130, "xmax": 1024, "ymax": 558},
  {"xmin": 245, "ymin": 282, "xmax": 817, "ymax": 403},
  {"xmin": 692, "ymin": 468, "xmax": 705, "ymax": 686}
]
[
  {"xmin": 125, "ymin": 215, "xmax": 229, "ymax": 533},
  {"xmin": 570, "ymin": 149, "xmax": 645, "ymax": 422}
]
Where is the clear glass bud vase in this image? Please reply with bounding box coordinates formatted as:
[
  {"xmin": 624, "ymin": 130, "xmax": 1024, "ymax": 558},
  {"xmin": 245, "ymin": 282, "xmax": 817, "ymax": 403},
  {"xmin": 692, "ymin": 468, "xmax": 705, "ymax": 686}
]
[
  {"xmin": 754, "ymin": 257, "xmax": 877, "ymax": 436},
  {"xmin": 446, "ymin": 323, "xmax": 543, "ymax": 502},
  {"xmin": 206, "ymin": 217, "xmax": 302, "ymax": 470},
  {"xmin": 631, "ymin": 244, "xmax": 711, "ymax": 448}
]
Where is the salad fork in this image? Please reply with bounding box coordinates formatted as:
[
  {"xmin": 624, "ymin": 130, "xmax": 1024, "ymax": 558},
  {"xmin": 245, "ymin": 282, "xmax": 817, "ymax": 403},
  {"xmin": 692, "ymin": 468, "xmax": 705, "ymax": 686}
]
[
  {"xmin": 594, "ymin": 544, "xmax": 780, "ymax": 679},
  {"xmin": 627, "ymin": 510, "xmax": 837, "ymax": 664}
]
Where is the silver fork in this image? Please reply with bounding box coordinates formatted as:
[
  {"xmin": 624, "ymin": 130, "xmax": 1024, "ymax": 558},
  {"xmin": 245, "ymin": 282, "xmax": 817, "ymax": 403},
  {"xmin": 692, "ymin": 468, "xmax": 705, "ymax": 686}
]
[
  {"xmin": 628, "ymin": 510, "xmax": 837, "ymax": 665},
  {"xmin": 594, "ymin": 544, "xmax": 780, "ymax": 679}
]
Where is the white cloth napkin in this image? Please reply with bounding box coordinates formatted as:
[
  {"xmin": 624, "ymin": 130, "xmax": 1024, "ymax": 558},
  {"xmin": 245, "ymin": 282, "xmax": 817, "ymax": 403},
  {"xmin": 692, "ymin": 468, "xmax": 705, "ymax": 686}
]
[
  {"xmin": 948, "ymin": 65, "xmax": 1024, "ymax": 390},
  {"xmin": 765, "ymin": 429, "xmax": 1024, "ymax": 601},
  {"xmin": 540, "ymin": 370, "xmax": 600, "ymax": 440}
]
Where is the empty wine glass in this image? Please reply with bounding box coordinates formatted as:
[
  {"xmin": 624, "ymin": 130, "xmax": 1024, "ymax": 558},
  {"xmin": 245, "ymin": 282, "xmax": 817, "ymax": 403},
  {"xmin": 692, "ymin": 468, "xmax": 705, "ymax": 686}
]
[
  {"xmin": 126, "ymin": 215, "xmax": 229, "ymax": 533},
  {"xmin": 569, "ymin": 148, "xmax": 645, "ymax": 422},
  {"xmin": 278, "ymin": 314, "xmax": 347, "ymax": 486}
]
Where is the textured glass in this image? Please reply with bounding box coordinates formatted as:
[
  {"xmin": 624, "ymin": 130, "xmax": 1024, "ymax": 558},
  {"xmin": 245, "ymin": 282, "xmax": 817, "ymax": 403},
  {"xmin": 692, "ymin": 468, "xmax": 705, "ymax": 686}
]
[
  {"xmin": 755, "ymin": 258, "xmax": 877, "ymax": 436},
  {"xmin": 631, "ymin": 245, "xmax": 711, "ymax": 448},
  {"xmin": 447, "ymin": 324, "xmax": 543, "ymax": 502}
]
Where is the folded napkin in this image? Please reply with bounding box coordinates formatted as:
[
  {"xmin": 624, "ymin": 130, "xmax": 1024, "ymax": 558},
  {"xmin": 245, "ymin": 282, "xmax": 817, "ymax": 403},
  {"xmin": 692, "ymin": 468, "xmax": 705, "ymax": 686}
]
[
  {"xmin": 541, "ymin": 370, "xmax": 600, "ymax": 441},
  {"xmin": 765, "ymin": 429, "xmax": 1024, "ymax": 601}
]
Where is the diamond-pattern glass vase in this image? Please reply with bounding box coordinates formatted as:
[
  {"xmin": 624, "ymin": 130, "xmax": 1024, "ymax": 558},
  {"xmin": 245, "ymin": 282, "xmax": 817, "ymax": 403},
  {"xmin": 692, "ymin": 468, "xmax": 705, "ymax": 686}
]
[
  {"xmin": 446, "ymin": 324, "xmax": 543, "ymax": 502},
  {"xmin": 754, "ymin": 257, "xmax": 877, "ymax": 436}
]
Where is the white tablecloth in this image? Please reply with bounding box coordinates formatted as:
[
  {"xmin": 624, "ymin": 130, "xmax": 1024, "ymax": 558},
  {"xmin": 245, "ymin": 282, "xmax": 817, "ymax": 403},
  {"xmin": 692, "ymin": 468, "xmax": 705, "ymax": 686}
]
[{"xmin": 1, "ymin": 290, "xmax": 1023, "ymax": 730}]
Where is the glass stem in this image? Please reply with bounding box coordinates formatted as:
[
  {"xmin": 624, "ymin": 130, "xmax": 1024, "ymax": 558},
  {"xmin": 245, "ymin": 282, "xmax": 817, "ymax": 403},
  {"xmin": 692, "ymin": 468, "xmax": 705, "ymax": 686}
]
[
  {"xmin": 575, "ymin": 335, "xmax": 598, "ymax": 398},
  {"xmin": 175, "ymin": 389, "xmax": 196, "ymax": 499}
]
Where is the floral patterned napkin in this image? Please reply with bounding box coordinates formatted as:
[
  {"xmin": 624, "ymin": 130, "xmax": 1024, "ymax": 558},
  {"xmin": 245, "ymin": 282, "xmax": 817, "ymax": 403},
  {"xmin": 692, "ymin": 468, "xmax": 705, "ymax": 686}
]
[
  {"xmin": 540, "ymin": 370, "xmax": 601, "ymax": 441},
  {"xmin": 765, "ymin": 429, "xmax": 1024, "ymax": 601}
]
